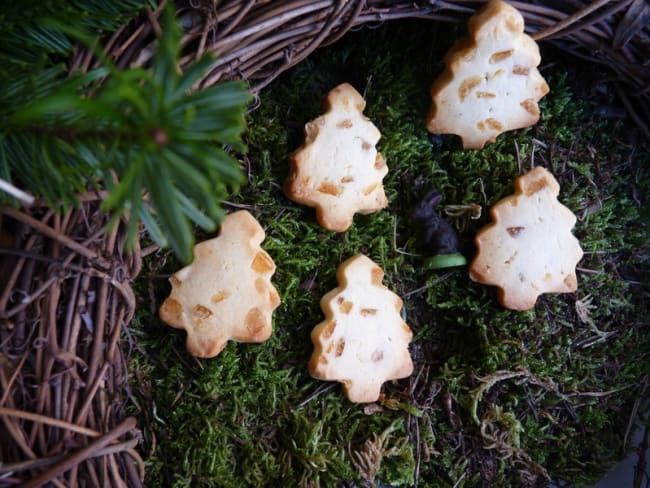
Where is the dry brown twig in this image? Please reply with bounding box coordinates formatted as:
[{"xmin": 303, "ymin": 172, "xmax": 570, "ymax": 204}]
[
  {"xmin": 0, "ymin": 199, "xmax": 143, "ymax": 486},
  {"xmin": 72, "ymin": 0, "xmax": 650, "ymax": 135}
]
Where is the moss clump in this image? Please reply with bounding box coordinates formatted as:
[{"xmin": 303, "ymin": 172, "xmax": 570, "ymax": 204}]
[{"xmin": 128, "ymin": 19, "xmax": 650, "ymax": 487}]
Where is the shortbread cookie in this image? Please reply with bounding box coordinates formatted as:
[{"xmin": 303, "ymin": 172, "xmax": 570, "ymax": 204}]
[
  {"xmin": 284, "ymin": 83, "xmax": 388, "ymax": 232},
  {"xmin": 308, "ymin": 254, "xmax": 413, "ymax": 403},
  {"xmin": 426, "ymin": 0, "xmax": 549, "ymax": 149},
  {"xmin": 159, "ymin": 210, "xmax": 281, "ymax": 358},
  {"xmin": 469, "ymin": 166, "xmax": 583, "ymax": 311}
]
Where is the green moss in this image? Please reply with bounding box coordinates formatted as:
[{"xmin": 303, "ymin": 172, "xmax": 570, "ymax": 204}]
[{"xmin": 128, "ymin": 19, "xmax": 650, "ymax": 487}]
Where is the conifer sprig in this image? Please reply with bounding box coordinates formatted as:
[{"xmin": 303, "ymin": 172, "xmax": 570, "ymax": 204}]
[{"xmin": 0, "ymin": 3, "xmax": 252, "ymax": 263}]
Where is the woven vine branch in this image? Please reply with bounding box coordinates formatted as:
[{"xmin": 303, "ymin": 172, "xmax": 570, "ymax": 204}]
[
  {"xmin": 0, "ymin": 201, "xmax": 145, "ymax": 486},
  {"xmin": 75, "ymin": 0, "xmax": 650, "ymax": 133}
]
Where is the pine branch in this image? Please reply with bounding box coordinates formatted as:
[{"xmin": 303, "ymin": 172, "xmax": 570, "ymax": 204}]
[
  {"xmin": 0, "ymin": 1, "xmax": 148, "ymax": 67},
  {"xmin": 0, "ymin": 3, "xmax": 253, "ymax": 262}
]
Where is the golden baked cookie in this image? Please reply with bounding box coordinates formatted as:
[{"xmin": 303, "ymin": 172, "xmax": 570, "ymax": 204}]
[
  {"xmin": 159, "ymin": 210, "xmax": 281, "ymax": 358},
  {"xmin": 469, "ymin": 166, "xmax": 583, "ymax": 310},
  {"xmin": 309, "ymin": 254, "xmax": 413, "ymax": 402},
  {"xmin": 284, "ymin": 83, "xmax": 388, "ymax": 232},
  {"xmin": 426, "ymin": 0, "xmax": 549, "ymax": 149}
]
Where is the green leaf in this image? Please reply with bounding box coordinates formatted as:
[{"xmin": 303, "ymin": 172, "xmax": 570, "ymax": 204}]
[
  {"xmin": 203, "ymin": 146, "xmax": 245, "ymax": 183},
  {"xmin": 177, "ymin": 81, "xmax": 252, "ymax": 113},
  {"xmin": 100, "ymin": 153, "xmax": 144, "ymax": 213},
  {"xmin": 138, "ymin": 204, "xmax": 168, "ymax": 248},
  {"xmin": 175, "ymin": 190, "xmax": 217, "ymax": 232},
  {"xmin": 13, "ymin": 93, "xmax": 81, "ymax": 122},
  {"xmin": 124, "ymin": 167, "xmax": 145, "ymax": 248},
  {"xmin": 145, "ymin": 158, "xmax": 194, "ymax": 263},
  {"xmin": 162, "ymin": 147, "xmax": 212, "ymax": 194},
  {"xmin": 174, "ymin": 54, "xmax": 216, "ymax": 98}
]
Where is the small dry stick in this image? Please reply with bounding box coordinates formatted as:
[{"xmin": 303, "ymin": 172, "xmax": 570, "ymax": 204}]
[
  {"xmin": 22, "ymin": 417, "xmax": 137, "ymax": 488},
  {"xmin": 0, "ymin": 178, "xmax": 35, "ymax": 205},
  {"xmin": 531, "ymin": 0, "xmax": 611, "ymax": 40}
]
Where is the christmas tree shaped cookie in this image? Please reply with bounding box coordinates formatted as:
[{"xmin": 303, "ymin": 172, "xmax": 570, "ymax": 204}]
[
  {"xmin": 284, "ymin": 83, "xmax": 388, "ymax": 232},
  {"xmin": 309, "ymin": 254, "xmax": 413, "ymax": 402},
  {"xmin": 469, "ymin": 167, "xmax": 583, "ymax": 311},
  {"xmin": 159, "ymin": 210, "xmax": 281, "ymax": 358},
  {"xmin": 426, "ymin": 0, "xmax": 549, "ymax": 149}
]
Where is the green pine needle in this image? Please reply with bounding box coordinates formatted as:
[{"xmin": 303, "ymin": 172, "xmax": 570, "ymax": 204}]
[{"xmin": 0, "ymin": 3, "xmax": 252, "ymax": 262}]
